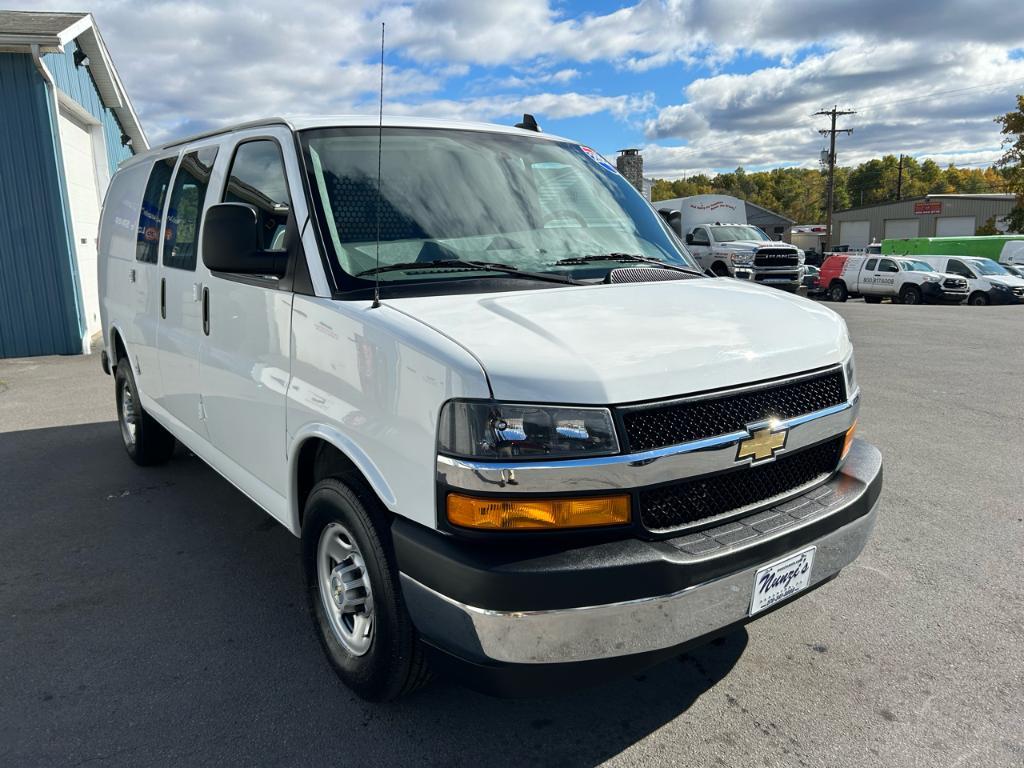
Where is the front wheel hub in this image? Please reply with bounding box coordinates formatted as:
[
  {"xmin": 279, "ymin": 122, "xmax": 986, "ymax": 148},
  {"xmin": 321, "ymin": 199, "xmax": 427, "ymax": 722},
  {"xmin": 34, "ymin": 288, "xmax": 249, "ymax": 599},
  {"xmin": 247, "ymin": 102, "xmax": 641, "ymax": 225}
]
[{"xmin": 317, "ymin": 522, "xmax": 375, "ymax": 656}]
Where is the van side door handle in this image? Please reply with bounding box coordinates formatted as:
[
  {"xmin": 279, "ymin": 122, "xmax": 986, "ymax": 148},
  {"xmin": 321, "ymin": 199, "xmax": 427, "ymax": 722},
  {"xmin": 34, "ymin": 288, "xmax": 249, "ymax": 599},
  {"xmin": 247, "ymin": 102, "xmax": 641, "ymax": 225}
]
[
  {"xmin": 202, "ymin": 287, "xmax": 210, "ymax": 336},
  {"xmin": 160, "ymin": 277, "xmax": 166, "ymax": 319}
]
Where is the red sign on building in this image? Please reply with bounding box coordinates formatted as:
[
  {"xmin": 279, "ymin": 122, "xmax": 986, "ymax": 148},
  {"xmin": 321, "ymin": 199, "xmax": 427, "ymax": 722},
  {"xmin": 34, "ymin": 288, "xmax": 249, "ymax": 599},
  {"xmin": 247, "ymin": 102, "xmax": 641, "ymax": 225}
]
[{"xmin": 913, "ymin": 201, "xmax": 942, "ymax": 215}]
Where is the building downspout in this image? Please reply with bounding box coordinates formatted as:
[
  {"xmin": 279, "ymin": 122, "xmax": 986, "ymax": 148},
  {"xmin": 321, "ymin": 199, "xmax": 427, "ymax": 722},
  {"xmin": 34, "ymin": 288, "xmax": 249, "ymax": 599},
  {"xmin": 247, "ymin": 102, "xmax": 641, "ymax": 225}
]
[{"xmin": 31, "ymin": 43, "xmax": 91, "ymax": 354}]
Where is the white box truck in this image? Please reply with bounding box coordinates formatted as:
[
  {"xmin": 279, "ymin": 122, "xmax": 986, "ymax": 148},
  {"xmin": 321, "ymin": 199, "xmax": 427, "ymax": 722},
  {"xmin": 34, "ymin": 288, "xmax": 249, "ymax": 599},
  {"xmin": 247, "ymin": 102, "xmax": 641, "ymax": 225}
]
[{"xmin": 657, "ymin": 194, "xmax": 804, "ymax": 291}]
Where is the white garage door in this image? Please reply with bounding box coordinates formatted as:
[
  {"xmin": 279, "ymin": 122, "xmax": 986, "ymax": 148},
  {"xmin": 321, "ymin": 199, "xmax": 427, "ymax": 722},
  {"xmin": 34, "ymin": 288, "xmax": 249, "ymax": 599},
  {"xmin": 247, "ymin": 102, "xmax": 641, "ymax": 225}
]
[
  {"xmin": 838, "ymin": 220, "xmax": 870, "ymax": 250},
  {"xmin": 884, "ymin": 219, "xmax": 920, "ymax": 240},
  {"xmin": 936, "ymin": 216, "xmax": 976, "ymax": 237},
  {"xmin": 59, "ymin": 109, "xmax": 103, "ymax": 339}
]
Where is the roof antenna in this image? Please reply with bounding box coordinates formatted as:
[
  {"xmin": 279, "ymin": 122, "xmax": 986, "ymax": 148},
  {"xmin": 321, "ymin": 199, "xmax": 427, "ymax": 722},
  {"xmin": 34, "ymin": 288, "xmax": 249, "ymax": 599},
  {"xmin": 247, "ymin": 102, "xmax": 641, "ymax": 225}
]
[{"xmin": 371, "ymin": 21, "xmax": 385, "ymax": 309}]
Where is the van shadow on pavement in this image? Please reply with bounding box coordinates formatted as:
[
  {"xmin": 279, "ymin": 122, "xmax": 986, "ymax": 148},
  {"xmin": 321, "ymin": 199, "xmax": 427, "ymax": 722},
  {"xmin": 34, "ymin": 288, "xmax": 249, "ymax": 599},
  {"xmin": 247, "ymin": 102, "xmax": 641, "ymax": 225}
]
[{"xmin": 0, "ymin": 421, "xmax": 747, "ymax": 767}]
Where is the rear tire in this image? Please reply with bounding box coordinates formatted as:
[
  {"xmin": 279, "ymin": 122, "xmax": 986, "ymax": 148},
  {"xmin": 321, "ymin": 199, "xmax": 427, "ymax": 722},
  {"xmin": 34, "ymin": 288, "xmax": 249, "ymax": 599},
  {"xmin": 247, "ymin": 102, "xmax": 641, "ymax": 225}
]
[
  {"xmin": 828, "ymin": 281, "xmax": 848, "ymax": 302},
  {"xmin": 115, "ymin": 358, "xmax": 175, "ymax": 466},
  {"xmin": 968, "ymin": 291, "xmax": 990, "ymax": 306},
  {"xmin": 899, "ymin": 285, "xmax": 922, "ymax": 306},
  {"xmin": 303, "ymin": 479, "xmax": 430, "ymax": 701}
]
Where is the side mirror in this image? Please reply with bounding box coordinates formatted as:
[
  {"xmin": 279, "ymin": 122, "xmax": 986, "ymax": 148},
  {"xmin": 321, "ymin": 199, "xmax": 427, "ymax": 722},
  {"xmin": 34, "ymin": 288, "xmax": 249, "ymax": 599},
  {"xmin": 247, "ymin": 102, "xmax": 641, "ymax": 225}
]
[
  {"xmin": 685, "ymin": 233, "xmax": 694, "ymax": 245},
  {"xmin": 202, "ymin": 203, "xmax": 288, "ymax": 276}
]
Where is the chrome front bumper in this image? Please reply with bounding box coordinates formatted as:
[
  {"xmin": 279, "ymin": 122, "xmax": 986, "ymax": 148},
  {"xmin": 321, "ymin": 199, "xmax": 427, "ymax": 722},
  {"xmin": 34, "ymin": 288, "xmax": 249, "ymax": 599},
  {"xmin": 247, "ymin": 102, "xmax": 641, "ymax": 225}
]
[{"xmin": 401, "ymin": 439, "xmax": 882, "ymax": 666}]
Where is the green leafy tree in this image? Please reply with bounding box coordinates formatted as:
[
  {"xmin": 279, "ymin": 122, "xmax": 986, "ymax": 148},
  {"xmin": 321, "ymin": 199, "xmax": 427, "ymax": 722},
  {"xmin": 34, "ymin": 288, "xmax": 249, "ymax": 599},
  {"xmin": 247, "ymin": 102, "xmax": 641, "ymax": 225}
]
[
  {"xmin": 976, "ymin": 216, "xmax": 1000, "ymax": 235},
  {"xmin": 995, "ymin": 94, "xmax": 1024, "ymax": 232}
]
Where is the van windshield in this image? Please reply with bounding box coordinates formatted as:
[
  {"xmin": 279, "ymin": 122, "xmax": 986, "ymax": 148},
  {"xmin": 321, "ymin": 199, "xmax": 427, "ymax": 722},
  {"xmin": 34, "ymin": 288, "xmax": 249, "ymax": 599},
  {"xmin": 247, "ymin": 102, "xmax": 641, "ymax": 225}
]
[
  {"xmin": 301, "ymin": 127, "xmax": 695, "ymax": 290},
  {"xmin": 971, "ymin": 259, "xmax": 1009, "ymax": 276},
  {"xmin": 709, "ymin": 225, "xmax": 770, "ymax": 242},
  {"xmin": 902, "ymin": 260, "xmax": 934, "ymax": 272}
]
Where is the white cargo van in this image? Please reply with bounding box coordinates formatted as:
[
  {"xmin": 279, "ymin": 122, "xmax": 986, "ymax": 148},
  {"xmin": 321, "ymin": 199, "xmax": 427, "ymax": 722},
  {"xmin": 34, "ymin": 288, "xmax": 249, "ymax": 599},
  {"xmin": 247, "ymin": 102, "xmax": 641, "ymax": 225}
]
[
  {"xmin": 657, "ymin": 194, "xmax": 804, "ymax": 290},
  {"xmin": 98, "ymin": 116, "xmax": 881, "ymax": 701},
  {"xmin": 916, "ymin": 256, "xmax": 1024, "ymax": 306}
]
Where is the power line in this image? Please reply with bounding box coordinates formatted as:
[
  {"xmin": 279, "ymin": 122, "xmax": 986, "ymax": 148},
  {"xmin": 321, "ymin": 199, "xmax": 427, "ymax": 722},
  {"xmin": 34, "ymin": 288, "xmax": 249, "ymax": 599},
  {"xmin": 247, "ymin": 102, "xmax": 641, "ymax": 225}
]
[
  {"xmin": 853, "ymin": 78, "xmax": 1024, "ymax": 112},
  {"xmin": 814, "ymin": 106, "xmax": 855, "ymax": 251}
]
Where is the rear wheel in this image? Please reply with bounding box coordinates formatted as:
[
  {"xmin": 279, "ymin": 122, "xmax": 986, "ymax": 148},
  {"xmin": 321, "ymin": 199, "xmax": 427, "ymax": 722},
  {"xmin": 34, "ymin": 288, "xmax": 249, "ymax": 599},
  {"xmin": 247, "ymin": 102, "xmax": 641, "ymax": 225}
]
[
  {"xmin": 828, "ymin": 281, "xmax": 848, "ymax": 302},
  {"xmin": 303, "ymin": 479, "xmax": 429, "ymax": 701},
  {"xmin": 968, "ymin": 291, "xmax": 990, "ymax": 306},
  {"xmin": 115, "ymin": 358, "xmax": 175, "ymax": 465},
  {"xmin": 899, "ymin": 285, "xmax": 922, "ymax": 306}
]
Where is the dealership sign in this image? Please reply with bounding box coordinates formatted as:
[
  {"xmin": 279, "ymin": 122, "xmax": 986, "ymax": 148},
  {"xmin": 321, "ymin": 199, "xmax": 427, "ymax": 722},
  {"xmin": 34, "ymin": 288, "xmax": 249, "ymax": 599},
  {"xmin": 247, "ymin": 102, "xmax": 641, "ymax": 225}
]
[{"xmin": 913, "ymin": 201, "xmax": 942, "ymax": 215}]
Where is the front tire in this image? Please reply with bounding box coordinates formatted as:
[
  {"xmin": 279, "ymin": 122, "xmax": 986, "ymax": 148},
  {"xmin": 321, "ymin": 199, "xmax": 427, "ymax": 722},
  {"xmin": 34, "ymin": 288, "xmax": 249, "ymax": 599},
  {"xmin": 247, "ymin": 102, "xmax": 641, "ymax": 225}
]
[
  {"xmin": 899, "ymin": 285, "xmax": 922, "ymax": 306},
  {"xmin": 711, "ymin": 261, "xmax": 731, "ymax": 277},
  {"xmin": 303, "ymin": 479, "xmax": 429, "ymax": 701},
  {"xmin": 968, "ymin": 291, "xmax": 990, "ymax": 306},
  {"xmin": 115, "ymin": 358, "xmax": 175, "ymax": 466}
]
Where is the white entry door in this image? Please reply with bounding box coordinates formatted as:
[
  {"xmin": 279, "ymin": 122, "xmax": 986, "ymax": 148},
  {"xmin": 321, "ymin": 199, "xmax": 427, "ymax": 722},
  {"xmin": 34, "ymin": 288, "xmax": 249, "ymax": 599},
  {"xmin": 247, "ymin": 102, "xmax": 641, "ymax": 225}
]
[{"xmin": 59, "ymin": 109, "xmax": 103, "ymax": 340}]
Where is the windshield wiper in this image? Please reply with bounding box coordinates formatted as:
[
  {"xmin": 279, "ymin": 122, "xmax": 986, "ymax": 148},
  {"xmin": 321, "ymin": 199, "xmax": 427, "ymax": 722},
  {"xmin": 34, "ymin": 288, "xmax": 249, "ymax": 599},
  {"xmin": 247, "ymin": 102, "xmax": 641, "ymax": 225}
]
[
  {"xmin": 555, "ymin": 253, "xmax": 705, "ymax": 277},
  {"xmin": 355, "ymin": 259, "xmax": 580, "ymax": 285}
]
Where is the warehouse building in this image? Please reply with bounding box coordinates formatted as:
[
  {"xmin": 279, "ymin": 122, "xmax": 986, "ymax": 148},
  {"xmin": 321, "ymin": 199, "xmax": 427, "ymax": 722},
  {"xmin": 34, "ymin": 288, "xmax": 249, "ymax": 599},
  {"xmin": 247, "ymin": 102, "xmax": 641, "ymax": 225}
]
[
  {"xmin": 831, "ymin": 194, "xmax": 1016, "ymax": 251},
  {"xmin": 0, "ymin": 11, "xmax": 146, "ymax": 358}
]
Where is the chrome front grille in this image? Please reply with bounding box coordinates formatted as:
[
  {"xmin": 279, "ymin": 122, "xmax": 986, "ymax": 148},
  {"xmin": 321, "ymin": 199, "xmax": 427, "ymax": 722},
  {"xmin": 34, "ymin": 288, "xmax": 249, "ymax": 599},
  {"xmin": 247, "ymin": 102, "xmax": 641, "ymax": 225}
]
[
  {"xmin": 638, "ymin": 437, "xmax": 845, "ymax": 532},
  {"xmin": 754, "ymin": 249, "xmax": 800, "ymax": 267},
  {"xmin": 619, "ymin": 369, "xmax": 847, "ymax": 453}
]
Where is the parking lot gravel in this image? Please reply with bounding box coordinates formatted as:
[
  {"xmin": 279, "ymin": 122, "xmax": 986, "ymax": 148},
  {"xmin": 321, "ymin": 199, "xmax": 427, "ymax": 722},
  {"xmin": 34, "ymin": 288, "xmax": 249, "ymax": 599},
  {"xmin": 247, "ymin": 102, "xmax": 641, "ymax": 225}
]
[{"xmin": 1, "ymin": 300, "xmax": 1022, "ymax": 767}]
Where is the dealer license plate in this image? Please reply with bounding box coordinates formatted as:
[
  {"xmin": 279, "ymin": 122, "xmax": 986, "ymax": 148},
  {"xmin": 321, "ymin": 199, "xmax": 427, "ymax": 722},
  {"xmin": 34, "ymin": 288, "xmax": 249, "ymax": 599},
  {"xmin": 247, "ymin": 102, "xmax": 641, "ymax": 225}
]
[{"xmin": 749, "ymin": 546, "xmax": 816, "ymax": 616}]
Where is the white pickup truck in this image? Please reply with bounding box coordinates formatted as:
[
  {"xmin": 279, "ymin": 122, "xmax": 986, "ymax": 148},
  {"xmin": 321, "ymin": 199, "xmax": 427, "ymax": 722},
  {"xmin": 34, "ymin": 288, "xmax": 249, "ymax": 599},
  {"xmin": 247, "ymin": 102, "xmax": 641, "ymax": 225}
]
[
  {"xmin": 98, "ymin": 116, "xmax": 882, "ymax": 701},
  {"xmin": 657, "ymin": 194, "xmax": 805, "ymax": 290},
  {"xmin": 819, "ymin": 254, "xmax": 968, "ymax": 305}
]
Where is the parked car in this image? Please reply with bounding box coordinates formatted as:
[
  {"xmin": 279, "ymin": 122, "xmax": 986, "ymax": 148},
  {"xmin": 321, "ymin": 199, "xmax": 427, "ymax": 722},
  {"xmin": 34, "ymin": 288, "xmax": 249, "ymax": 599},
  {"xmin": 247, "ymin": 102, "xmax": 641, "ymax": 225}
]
[
  {"xmin": 916, "ymin": 256, "xmax": 1024, "ymax": 306},
  {"xmin": 98, "ymin": 116, "xmax": 882, "ymax": 701},
  {"xmin": 802, "ymin": 264, "xmax": 822, "ymax": 294},
  {"xmin": 818, "ymin": 254, "xmax": 968, "ymax": 305},
  {"xmin": 1002, "ymin": 263, "xmax": 1024, "ymax": 278},
  {"xmin": 656, "ymin": 194, "xmax": 805, "ymax": 291}
]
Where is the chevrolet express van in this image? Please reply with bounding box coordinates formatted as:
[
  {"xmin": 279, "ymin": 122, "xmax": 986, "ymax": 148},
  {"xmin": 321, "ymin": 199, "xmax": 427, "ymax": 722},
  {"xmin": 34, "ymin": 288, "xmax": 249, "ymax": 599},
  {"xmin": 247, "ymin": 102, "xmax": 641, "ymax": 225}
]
[{"xmin": 98, "ymin": 116, "xmax": 882, "ymax": 701}]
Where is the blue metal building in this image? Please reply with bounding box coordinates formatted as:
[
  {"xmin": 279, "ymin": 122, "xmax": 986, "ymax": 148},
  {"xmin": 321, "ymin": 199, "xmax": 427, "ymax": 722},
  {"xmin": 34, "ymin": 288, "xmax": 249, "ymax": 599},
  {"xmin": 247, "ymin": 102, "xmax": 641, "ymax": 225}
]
[{"xmin": 0, "ymin": 11, "xmax": 147, "ymax": 358}]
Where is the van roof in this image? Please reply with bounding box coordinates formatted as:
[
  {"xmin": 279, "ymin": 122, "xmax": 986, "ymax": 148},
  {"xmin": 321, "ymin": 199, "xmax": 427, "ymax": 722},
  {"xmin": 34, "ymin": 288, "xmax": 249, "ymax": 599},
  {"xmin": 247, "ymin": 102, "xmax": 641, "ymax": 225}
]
[{"xmin": 147, "ymin": 115, "xmax": 574, "ymax": 154}]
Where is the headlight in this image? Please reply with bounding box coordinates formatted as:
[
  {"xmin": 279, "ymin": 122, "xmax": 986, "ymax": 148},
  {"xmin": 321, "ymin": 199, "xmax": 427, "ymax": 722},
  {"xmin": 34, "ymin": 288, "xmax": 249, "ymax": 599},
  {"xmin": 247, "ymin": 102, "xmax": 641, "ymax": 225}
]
[
  {"xmin": 438, "ymin": 401, "xmax": 619, "ymax": 460},
  {"xmin": 991, "ymin": 283, "xmax": 1010, "ymax": 292},
  {"xmin": 923, "ymin": 275, "xmax": 941, "ymax": 283},
  {"xmin": 843, "ymin": 352, "xmax": 857, "ymax": 396},
  {"xmin": 730, "ymin": 252, "xmax": 754, "ymax": 265}
]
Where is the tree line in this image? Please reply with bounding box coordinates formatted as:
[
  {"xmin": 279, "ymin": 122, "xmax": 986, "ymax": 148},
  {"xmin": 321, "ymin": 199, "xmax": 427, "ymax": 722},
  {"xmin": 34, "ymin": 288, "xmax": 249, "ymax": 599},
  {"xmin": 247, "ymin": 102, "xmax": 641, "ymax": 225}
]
[{"xmin": 649, "ymin": 159, "xmax": 1011, "ymax": 225}]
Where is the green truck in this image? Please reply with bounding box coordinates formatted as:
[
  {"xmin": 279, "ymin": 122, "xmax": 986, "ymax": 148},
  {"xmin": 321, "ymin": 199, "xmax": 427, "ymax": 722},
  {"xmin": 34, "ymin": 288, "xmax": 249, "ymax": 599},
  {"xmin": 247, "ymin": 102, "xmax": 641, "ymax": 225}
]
[{"xmin": 882, "ymin": 235, "xmax": 1024, "ymax": 266}]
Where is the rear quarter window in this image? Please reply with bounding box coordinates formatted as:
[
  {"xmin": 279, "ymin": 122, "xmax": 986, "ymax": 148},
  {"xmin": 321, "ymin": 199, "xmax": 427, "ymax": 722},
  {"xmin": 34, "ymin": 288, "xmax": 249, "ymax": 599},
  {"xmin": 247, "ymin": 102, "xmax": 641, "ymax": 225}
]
[{"xmin": 136, "ymin": 158, "xmax": 176, "ymax": 263}]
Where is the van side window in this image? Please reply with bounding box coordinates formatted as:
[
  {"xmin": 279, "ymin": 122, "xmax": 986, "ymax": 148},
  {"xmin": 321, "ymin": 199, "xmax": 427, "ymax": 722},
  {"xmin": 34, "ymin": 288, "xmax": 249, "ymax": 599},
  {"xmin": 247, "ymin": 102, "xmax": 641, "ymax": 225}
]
[
  {"xmin": 946, "ymin": 259, "xmax": 973, "ymax": 278},
  {"xmin": 223, "ymin": 140, "xmax": 291, "ymax": 251},
  {"xmin": 865, "ymin": 258, "xmax": 877, "ymax": 271},
  {"xmin": 163, "ymin": 148, "xmax": 218, "ymax": 271},
  {"xmin": 136, "ymin": 158, "xmax": 175, "ymax": 263}
]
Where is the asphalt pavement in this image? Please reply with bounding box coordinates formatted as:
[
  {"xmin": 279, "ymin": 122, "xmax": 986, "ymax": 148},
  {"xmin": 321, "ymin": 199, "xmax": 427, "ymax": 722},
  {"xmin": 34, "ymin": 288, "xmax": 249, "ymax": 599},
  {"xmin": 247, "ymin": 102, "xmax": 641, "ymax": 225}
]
[{"xmin": 1, "ymin": 300, "xmax": 1022, "ymax": 767}]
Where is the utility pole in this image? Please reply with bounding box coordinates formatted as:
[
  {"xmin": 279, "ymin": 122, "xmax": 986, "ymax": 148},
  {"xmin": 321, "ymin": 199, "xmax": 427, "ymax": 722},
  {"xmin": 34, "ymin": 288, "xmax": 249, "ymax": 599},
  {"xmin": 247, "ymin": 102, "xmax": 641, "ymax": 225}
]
[
  {"xmin": 814, "ymin": 106, "xmax": 855, "ymax": 251},
  {"xmin": 896, "ymin": 153, "xmax": 904, "ymax": 201}
]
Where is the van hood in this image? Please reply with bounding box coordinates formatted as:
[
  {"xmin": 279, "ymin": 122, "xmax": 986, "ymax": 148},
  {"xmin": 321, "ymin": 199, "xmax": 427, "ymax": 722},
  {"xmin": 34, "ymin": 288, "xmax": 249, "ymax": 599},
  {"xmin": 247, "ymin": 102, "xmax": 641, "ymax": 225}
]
[
  {"xmin": 389, "ymin": 280, "xmax": 850, "ymax": 404},
  {"xmin": 988, "ymin": 275, "xmax": 1024, "ymax": 288}
]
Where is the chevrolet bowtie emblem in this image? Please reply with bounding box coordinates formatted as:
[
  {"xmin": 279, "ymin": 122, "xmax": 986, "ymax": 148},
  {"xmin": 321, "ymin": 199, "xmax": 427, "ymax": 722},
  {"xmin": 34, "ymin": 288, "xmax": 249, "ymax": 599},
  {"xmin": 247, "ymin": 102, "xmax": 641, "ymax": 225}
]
[{"xmin": 737, "ymin": 426, "xmax": 788, "ymax": 463}]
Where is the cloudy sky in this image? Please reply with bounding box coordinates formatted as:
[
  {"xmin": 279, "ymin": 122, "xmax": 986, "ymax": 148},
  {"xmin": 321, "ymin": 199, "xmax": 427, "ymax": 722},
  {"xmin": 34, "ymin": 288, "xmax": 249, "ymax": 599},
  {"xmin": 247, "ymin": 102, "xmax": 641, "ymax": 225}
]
[{"xmin": 14, "ymin": 0, "xmax": 1024, "ymax": 177}]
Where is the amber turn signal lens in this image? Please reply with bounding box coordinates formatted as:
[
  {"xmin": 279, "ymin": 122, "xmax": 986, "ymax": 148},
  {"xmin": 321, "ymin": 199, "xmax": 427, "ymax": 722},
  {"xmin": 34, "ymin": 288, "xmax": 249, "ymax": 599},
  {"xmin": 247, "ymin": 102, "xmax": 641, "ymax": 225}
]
[
  {"xmin": 841, "ymin": 419, "xmax": 858, "ymax": 460},
  {"xmin": 447, "ymin": 493, "xmax": 631, "ymax": 531}
]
